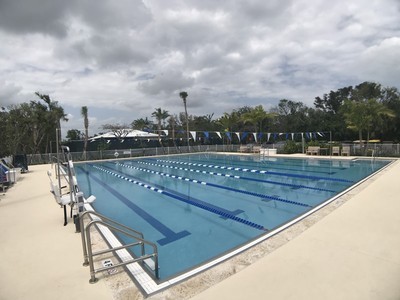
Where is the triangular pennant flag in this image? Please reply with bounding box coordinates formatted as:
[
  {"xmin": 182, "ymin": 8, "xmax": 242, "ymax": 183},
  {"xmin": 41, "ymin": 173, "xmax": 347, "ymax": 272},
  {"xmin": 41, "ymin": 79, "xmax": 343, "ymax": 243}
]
[
  {"xmin": 258, "ymin": 132, "xmax": 263, "ymax": 140},
  {"xmin": 285, "ymin": 133, "xmax": 289, "ymax": 140},
  {"xmin": 291, "ymin": 133, "xmax": 294, "ymax": 140},
  {"xmin": 190, "ymin": 131, "xmax": 196, "ymax": 140},
  {"xmin": 317, "ymin": 132, "xmax": 323, "ymax": 137},
  {"xmin": 225, "ymin": 132, "xmax": 232, "ymax": 141},
  {"xmin": 204, "ymin": 131, "xmax": 209, "ymax": 139},
  {"xmin": 235, "ymin": 132, "xmax": 240, "ymax": 140},
  {"xmin": 216, "ymin": 132, "xmax": 222, "ymax": 139},
  {"xmin": 253, "ymin": 132, "xmax": 257, "ymax": 143},
  {"xmin": 163, "ymin": 130, "xmax": 168, "ymax": 136},
  {"xmin": 241, "ymin": 132, "xmax": 248, "ymax": 141},
  {"xmin": 267, "ymin": 133, "xmax": 271, "ymax": 142}
]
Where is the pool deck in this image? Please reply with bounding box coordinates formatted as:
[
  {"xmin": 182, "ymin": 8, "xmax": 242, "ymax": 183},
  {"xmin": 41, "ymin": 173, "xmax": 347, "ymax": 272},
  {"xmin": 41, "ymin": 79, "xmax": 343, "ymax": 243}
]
[{"xmin": 1, "ymin": 156, "xmax": 399, "ymax": 299}]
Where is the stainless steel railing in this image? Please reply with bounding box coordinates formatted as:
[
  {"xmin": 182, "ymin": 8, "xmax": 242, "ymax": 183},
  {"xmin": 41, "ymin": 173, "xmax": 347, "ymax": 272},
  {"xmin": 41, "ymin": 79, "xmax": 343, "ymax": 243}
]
[{"xmin": 79, "ymin": 210, "xmax": 159, "ymax": 283}]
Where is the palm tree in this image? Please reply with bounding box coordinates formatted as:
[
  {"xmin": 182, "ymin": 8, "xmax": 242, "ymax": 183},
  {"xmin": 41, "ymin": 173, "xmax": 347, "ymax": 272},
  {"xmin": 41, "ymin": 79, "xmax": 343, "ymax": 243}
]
[
  {"xmin": 342, "ymin": 98, "xmax": 395, "ymax": 153},
  {"xmin": 168, "ymin": 115, "xmax": 177, "ymax": 144},
  {"xmin": 131, "ymin": 117, "xmax": 153, "ymax": 131},
  {"xmin": 217, "ymin": 112, "xmax": 239, "ymax": 132},
  {"xmin": 241, "ymin": 105, "xmax": 274, "ymax": 143},
  {"xmin": 179, "ymin": 91, "xmax": 190, "ymax": 148},
  {"xmin": 151, "ymin": 107, "xmax": 170, "ymax": 139},
  {"xmin": 35, "ymin": 92, "xmax": 68, "ymax": 152},
  {"xmin": 81, "ymin": 106, "xmax": 89, "ymax": 160}
]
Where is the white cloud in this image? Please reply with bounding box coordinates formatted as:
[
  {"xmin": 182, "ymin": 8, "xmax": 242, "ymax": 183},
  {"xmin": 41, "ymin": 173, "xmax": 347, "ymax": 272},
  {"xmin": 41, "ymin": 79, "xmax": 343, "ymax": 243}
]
[{"xmin": 0, "ymin": 0, "xmax": 399, "ymax": 127}]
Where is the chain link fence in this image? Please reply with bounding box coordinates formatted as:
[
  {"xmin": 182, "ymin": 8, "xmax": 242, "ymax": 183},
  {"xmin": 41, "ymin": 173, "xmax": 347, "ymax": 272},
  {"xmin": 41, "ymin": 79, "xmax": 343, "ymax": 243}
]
[{"xmin": 25, "ymin": 142, "xmax": 400, "ymax": 165}]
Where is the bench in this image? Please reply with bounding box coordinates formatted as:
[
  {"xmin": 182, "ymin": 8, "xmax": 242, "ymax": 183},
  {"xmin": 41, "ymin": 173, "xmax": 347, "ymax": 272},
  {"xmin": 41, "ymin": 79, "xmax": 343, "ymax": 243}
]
[
  {"xmin": 306, "ymin": 146, "xmax": 320, "ymax": 155},
  {"xmin": 239, "ymin": 145, "xmax": 250, "ymax": 153}
]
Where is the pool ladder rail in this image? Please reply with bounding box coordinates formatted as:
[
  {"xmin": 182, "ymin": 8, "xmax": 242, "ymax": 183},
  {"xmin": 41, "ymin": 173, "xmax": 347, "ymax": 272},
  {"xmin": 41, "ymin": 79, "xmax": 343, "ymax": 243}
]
[{"xmin": 79, "ymin": 210, "xmax": 159, "ymax": 283}]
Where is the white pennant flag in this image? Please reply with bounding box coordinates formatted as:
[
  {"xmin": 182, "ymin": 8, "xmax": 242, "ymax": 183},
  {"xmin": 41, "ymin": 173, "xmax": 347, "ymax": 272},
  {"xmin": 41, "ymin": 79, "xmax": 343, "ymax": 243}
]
[
  {"xmin": 253, "ymin": 132, "xmax": 257, "ymax": 143},
  {"xmin": 216, "ymin": 132, "xmax": 222, "ymax": 139},
  {"xmin": 190, "ymin": 131, "xmax": 196, "ymax": 140},
  {"xmin": 235, "ymin": 132, "xmax": 240, "ymax": 140},
  {"xmin": 291, "ymin": 133, "xmax": 294, "ymax": 140},
  {"xmin": 163, "ymin": 130, "xmax": 168, "ymax": 136},
  {"xmin": 267, "ymin": 133, "xmax": 271, "ymax": 141}
]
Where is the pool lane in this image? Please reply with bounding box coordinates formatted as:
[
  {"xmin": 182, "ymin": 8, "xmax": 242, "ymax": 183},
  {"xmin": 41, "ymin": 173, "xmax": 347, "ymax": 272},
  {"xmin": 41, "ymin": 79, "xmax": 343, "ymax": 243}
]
[
  {"xmin": 153, "ymin": 158, "xmax": 353, "ymax": 183},
  {"xmin": 91, "ymin": 164, "xmax": 268, "ymax": 232},
  {"xmin": 116, "ymin": 162, "xmax": 312, "ymax": 208},
  {"xmin": 133, "ymin": 160, "xmax": 336, "ymax": 193},
  {"xmin": 78, "ymin": 166, "xmax": 191, "ymax": 245}
]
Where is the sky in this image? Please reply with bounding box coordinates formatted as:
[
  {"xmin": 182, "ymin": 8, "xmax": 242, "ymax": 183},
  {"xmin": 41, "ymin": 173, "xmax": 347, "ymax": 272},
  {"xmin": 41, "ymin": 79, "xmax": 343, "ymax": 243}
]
[{"xmin": 1, "ymin": 0, "xmax": 400, "ymax": 137}]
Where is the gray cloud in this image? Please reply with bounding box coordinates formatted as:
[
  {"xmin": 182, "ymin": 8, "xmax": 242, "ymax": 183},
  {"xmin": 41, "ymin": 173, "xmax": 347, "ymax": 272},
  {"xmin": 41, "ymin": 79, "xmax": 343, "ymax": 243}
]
[
  {"xmin": 0, "ymin": 0, "xmax": 399, "ymax": 134},
  {"xmin": 0, "ymin": 0, "xmax": 73, "ymax": 37}
]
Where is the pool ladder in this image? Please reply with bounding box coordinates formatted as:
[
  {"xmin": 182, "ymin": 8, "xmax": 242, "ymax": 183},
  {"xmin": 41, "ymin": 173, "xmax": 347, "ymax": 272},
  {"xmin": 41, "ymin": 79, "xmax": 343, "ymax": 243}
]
[{"xmin": 79, "ymin": 210, "xmax": 159, "ymax": 283}]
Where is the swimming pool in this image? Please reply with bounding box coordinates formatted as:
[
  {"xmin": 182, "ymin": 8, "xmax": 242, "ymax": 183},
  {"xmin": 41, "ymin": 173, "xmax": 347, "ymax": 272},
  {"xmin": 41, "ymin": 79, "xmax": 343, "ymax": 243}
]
[{"xmin": 75, "ymin": 154, "xmax": 391, "ymax": 284}]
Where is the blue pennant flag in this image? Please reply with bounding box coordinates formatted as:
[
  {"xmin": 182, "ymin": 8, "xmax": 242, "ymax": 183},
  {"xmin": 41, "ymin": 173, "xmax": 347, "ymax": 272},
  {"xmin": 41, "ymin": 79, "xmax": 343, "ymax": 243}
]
[{"xmin": 241, "ymin": 132, "xmax": 248, "ymax": 141}]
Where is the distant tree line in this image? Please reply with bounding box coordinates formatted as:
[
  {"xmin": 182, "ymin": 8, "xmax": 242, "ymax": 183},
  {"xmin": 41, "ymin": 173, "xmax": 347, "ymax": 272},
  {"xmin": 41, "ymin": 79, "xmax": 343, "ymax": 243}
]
[
  {"xmin": 124, "ymin": 81, "xmax": 400, "ymax": 145},
  {"xmin": 1, "ymin": 92, "xmax": 67, "ymax": 157},
  {"xmin": 1, "ymin": 81, "xmax": 400, "ymax": 157}
]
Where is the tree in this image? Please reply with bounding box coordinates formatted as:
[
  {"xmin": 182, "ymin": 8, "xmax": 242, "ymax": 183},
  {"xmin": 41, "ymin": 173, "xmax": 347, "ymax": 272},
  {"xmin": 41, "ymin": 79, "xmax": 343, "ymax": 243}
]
[
  {"xmin": 179, "ymin": 91, "xmax": 190, "ymax": 147},
  {"xmin": 35, "ymin": 92, "xmax": 68, "ymax": 152},
  {"xmin": 192, "ymin": 113, "xmax": 216, "ymax": 131},
  {"xmin": 380, "ymin": 87, "xmax": 400, "ymax": 141},
  {"xmin": 151, "ymin": 107, "xmax": 170, "ymax": 139},
  {"xmin": 341, "ymin": 98, "xmax": 395, "ymax": 152},
  {"xmin": 240, "ymin": 105, "xmax": 274, "ymax": 137},
  {"xmin": 0, "ymin": 94, "xmax": 68, "ymax": 156},
  {"xmin": 217, "ymin": 112, "xmax": 240, "ymax": 132},
  {"xmin": 131, "ymin": 117, "xmax": 153, "ymax": 130},
  {"xmin": 314, "ymin": 86, "xmax": 353, "ymax": 114},
  {"xmin": 272, "ymin": 99, "xmax": 310, "ymax": 132},
  {"xmin": 66, "ymin": 129, "xmax": 83, "ymax": 141},
  {"xmin": 101, "ymin": 123, "xmax": 130, "ymax": 142},
  {"xmin": 81, "ymin": 106, "xmax": 89, "ymax": 160},
  {"xmin": 167, "ymin": 115, "xmax": 178, "ymax": 144}
]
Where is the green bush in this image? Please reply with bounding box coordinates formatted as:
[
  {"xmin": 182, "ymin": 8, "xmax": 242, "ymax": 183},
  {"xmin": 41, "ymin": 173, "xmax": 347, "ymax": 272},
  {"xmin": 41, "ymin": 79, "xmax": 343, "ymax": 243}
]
[{"xmin": 283, "ymin": 140, "xmax": 302, "ymax": 154}]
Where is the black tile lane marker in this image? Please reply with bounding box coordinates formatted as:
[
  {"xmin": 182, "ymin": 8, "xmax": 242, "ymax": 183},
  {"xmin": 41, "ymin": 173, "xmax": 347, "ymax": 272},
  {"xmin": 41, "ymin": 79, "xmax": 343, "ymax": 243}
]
[
  {"xmin": 89, "ymin": 164, "xmax": 268, "ymax": 232},
  {"xmin": 134, "ymin": 160, "xmax": 337, "ymax": 193},
  {"xmin": 78, "ymin": 166, "xmax": 190, "ymax": 246},
  {"xmin": 115, "ymin": 162, "xmax": 312, "ymax": 209},
  {"xmin": 153, "ymin": 158, "xmax": 353, "ymax": 183}
]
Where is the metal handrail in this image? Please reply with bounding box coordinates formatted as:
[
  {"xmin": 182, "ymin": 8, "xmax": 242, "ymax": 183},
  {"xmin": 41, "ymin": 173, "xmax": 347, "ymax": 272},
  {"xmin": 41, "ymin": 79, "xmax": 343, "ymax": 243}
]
[{"xmin": 79, "ymin": 210, "xmax": 159, "ymax": 283}]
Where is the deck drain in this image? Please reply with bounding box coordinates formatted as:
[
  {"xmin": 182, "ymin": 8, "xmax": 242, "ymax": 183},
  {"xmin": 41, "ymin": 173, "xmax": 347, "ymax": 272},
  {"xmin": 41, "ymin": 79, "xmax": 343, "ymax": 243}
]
[{"xmin": 102, "ymin": 259, "xmax": 118, "ymax": 275}]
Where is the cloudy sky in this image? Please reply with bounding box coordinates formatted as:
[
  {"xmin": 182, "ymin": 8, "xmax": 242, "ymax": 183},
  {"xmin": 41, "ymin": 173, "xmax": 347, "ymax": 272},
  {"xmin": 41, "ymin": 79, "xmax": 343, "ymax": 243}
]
[{"xmin": 1, "ymin": 0, "xmax": 400, "ymax": 136}]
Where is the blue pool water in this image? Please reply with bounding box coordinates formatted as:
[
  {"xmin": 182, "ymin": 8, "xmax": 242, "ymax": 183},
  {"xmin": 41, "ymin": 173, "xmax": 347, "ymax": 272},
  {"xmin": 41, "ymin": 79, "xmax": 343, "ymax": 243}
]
[{"xmin": 75, "ymin": 154, "xmax": 391, "ymax": 280}]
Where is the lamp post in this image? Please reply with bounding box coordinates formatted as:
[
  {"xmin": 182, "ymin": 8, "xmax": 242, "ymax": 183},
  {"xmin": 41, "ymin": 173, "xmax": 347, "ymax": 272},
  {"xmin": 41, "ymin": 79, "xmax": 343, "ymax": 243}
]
[{"xmin": 179, "ymin": 91, "xmax": 190, "ymax": 150}]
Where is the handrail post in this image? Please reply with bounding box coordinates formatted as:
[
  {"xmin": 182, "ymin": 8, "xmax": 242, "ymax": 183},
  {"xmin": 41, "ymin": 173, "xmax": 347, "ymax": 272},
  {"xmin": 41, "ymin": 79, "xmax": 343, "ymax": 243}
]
[
  {"xmin": 80, "ymin": 211, "xmax": 89, "ymax": 266},
  {"xmin": 86, "ymin": 222, "xmax": 99, "ymax": 284},
  {"xmin": 79, "ymin": 210, "xmax": 159, "ymax": 282}
]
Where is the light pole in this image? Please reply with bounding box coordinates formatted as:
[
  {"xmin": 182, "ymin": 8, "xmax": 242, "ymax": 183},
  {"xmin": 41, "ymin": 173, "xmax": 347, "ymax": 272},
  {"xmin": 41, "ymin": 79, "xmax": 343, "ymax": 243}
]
[{"xmin": 179, "ymin": 91, "xmax": 190, "ymax": 150}]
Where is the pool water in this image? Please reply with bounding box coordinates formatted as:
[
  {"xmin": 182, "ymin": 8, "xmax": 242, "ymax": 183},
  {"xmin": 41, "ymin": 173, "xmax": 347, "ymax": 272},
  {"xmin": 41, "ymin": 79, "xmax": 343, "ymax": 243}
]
[{"xmin": 75, "ymin": 154, "xmax": 390, "ymax": 280}]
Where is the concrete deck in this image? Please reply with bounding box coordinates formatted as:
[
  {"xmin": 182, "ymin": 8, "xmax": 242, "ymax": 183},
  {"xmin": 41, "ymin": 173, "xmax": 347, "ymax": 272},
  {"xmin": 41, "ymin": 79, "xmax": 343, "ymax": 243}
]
[{"xmin": 1, "ymin": 159, "xmax": 399, "ymax": 299}]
